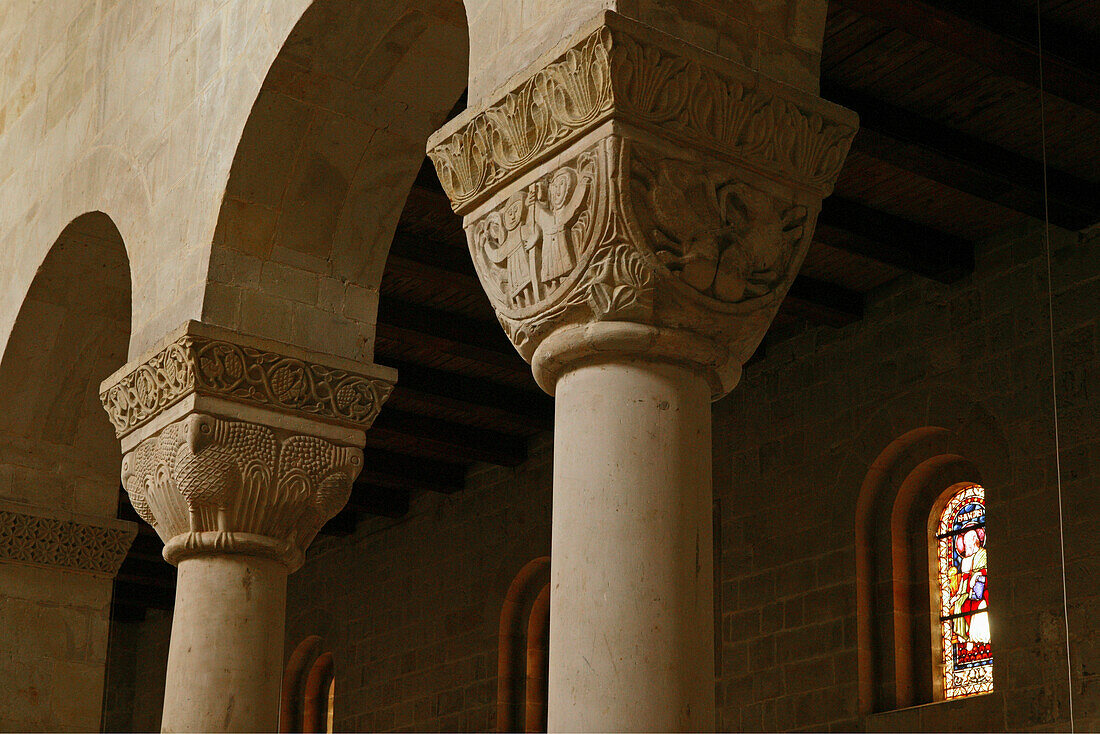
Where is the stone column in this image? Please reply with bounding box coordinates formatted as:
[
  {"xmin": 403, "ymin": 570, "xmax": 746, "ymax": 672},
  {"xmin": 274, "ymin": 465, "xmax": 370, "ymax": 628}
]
[
  {"xmin": 99, "ymin": 321, "xmax": 395, "ymax": 732},
  {"xmin": 428, "ymin": 12, "xmax": 856, "ymax": 731}
]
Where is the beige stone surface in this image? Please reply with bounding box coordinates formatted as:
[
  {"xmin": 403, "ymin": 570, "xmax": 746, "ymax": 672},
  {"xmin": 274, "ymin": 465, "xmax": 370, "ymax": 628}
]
[
  {"xmin": 162, "ymin": 555, "xmax": 287, "ymax": 732},
  {"xmin": 550, "ymin": 360, "xmax": 714, "ymax": 731},
  {"xmin": 0, "ymin": 562, "xmax": 114, "ymax": 732}
]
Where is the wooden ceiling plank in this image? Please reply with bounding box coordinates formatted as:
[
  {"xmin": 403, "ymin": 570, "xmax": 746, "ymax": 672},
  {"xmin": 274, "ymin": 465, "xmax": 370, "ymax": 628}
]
[
  {"xmin": 347, "ymin": 483, "xmax": 411, "ymax": 519},
  {"xmin": 817, "ymin": 197, "xmax": 975, "ymax": 283},
  {"xmin": 382, "ymin": 358, "xmax": 553, "ymax": 432},
  {"xmin": 367, "ymin": 408, "xmax": 528, "ymax": 467},
  {"xmin": 832, "ymin": 0, "xmax": 1100, "ymax": 112},
  {"xmin": 783, "ymin": 276, "xmax": 864, "ymax": 327},
  {"xmin": 824, "ymin": 81, "xmax": 1099, "ymax": 229},
  {"xmin": 358, "ymin": 447, "xmax": 466, "ymax": 494},
  {"xmin": 375, "ymin": 297, "xmax": 525, "ymax": 372}
]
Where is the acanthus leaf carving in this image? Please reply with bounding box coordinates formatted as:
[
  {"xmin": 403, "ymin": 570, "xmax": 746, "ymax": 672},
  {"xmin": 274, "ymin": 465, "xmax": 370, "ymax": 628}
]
[
  {"xmin": 121, "ymin": 414, "xmax": 361, "ymax": 570},
  {"xmin": 428, "ymin": 14, "xmax": 857, "ymax": 215}
]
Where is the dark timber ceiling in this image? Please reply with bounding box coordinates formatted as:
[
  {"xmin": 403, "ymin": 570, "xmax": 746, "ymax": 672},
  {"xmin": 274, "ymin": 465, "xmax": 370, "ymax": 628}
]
[{"xmin": 113, "ymin": 0, "xmax": 1100, "ymax": 621}]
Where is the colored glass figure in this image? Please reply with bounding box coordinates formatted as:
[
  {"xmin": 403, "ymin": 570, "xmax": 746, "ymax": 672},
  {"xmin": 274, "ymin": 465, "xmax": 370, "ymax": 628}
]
[{"xmin": 935, "ymin": 484, "xmax": 993, "ymax": 699}]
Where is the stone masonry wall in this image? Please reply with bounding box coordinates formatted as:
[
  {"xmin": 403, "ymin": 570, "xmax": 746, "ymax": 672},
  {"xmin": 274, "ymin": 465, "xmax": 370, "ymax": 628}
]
[
  {"xmin": 284, "ymin": 436, "xmax": 554, "ymax": 733},
  {"xmin": 712, "ymin": 223, "xmax": 1097, "ymax": 732},
  {"xmin": 282, "ymin": 221, "xmax": 1098, "ymax": 732}
]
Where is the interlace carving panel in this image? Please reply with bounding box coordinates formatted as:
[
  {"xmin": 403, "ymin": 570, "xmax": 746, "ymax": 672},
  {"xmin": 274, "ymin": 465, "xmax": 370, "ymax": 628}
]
[
  {"xmin": 102, "ymin": 335, "xmax": 393, "ymax": 437},
  {"xmin": 0, "ymin": 507, "xmax": 134, "ymax": 576}
]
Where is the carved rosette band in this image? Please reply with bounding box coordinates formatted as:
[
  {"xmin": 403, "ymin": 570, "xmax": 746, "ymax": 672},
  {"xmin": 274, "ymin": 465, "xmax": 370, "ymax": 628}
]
[
  {"xmin": 120, "ymin": 414, "xmax": 361, "ymax": 571},
  {"xmin": 101, "ymin": 323, "xmax": 394, "ymax": 439},
  {"xmin": 100, "ymin": 322, "xmax": 395, "ymax": 569},
  {"xmin": 427, "ymin": 12, "xmax": 857, "ymax": 396}
]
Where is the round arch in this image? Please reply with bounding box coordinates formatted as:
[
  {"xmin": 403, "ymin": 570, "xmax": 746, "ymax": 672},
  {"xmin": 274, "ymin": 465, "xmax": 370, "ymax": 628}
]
[
  {"xmin": 202, "ymin": 0, "xmax": 469, "ymax": 362},
  {"xmin": 847, "ymin": 388, "xmax": 1009, "ymax": 714},
  {"xmin": 0, "ymin": 211, "xmax": 132, "ymax": 518}
]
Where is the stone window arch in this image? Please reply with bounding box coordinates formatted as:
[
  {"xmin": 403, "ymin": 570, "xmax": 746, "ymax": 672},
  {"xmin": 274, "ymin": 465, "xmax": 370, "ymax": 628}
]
[
  {"xmin": 497, "ymin": 557, "xmax": 550, "ymax": 733},
  {"xmin": 281, "ymin": 635, "xmax": 336, "ymax": 734},
  {"xmin": 855, "ymin": 427, "xmax": 992, "ymax": 712}
]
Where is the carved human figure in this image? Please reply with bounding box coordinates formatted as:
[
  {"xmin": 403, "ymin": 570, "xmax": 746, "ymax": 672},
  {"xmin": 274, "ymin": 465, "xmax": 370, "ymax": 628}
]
[
  {"xmin": 526, "ymin": 168, "xmax": 590, "ymax": 284},
  {"xmin": 482, "ymin": 193, "xmax": 537, "ymax": 307}
]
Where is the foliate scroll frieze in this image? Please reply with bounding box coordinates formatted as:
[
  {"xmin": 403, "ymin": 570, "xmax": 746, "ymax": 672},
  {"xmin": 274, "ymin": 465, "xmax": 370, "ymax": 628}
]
[
  {"xmin": 121, "ymin": 414, "xmax": 361, "ymax": 569},
  {"xmin": 428, "ymin": 15, "xmax": 857, "ymax": 213},
  {"xmin": 429, "ymin": 28, "xmax": 613, "ymax": 212},
  {"xmin": 0, "ymin": 504, "xmax": 136, "ymax": 577},
  {"xmin": 101, "ymin": 335, "xmax": 394, "ymax": 438}
]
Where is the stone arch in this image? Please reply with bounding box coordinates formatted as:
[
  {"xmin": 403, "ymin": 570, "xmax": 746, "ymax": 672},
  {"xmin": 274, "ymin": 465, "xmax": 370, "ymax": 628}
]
[
  {"xmin": 203, "ymin": 0, "xmax": 469, "ymax": 362},
  {"xmin": 498, "ymin": 556, "xmax": 551, "ymax": 733},
  {"xmin": 850, "ymin": 389, "xmax": 1009, "ymax": 714},
  {"xmin": 0, "ymin": 211, "xmax": 132, "ymax": 518},
  {"xmin": 281, "ymin": 635, "xmax": 337, "ymax": 734}
]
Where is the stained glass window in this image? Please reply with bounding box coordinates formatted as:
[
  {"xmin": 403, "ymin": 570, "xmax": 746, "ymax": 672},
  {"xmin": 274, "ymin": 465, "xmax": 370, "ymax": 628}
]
[{"xmin": 935, "ymin": 484, "xmax": 993, "ymax": 699}]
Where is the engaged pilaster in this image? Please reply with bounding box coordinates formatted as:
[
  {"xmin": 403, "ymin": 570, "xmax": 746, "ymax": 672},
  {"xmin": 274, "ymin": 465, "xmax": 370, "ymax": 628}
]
[
  {"xmin": 428, "ymin": 12, "xmax": 855, "ymax": 732},
  {"xmin": 99, "ymin": 320, "xmax": 395, "ymax": 732}
]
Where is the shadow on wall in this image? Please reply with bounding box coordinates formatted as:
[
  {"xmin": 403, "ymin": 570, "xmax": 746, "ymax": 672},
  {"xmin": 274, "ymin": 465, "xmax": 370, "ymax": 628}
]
[{"xmin": 0, "ymin": 210, "xmax": 132, "ymax": 518}]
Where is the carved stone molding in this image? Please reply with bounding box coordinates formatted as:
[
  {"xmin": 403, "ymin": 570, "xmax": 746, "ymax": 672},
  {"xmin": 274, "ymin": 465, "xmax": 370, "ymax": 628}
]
[
  {"xmin": 100, "ymin": 321, "xmax": 395, "ymax": 440},
  {"xmin": 121, "ymin": 413, "xmax": 362, "ymax": 571},
  {"xmin": 429, "ymin": 11, "xmax": 858, "ymax": 215},
  {"xmin": 0, "ymin": 500, "xmax": 136, "ymax": 577},
  {"xmin": 428, "ymin": 12, "xmax": 856, "ymax": 396}
]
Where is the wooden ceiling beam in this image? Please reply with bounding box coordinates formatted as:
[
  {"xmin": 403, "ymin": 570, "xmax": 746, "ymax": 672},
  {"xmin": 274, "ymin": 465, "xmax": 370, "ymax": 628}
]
[
  {"xmin": 375, "ymin": 297, "xmax": 525, "ymax": 372},
  {"xmin": 367, "ymin": 408, "xmax": 528, "ymax": 466},
  {"xmin": 817, "ymin": 197, "xmax": 974, "ymax": 284},
  {"xmin": 823, "ymin": 81, "xmax": 1100, "ymax": 230},
  {"xmin": 783, "ymin": 276, "xmax": 863, "ymax": 327},
  {"xmin": 832, "ymin": 0, "xmax": 1100, "ymax": 112},
  {"xmin": 384, "ymin": 358, "xmax": 553, "ymax": 433},
  {"xmin": 347, "ymin": 483, "xmax": 411, "ymax": 519},
  {"xmin": 358, "ymin": 447, "xmax": 466, "ymax": 494}
]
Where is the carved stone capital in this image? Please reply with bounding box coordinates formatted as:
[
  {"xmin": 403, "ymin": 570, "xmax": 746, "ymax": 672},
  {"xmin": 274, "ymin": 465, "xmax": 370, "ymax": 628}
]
[
  {"xmin": 427, "ymin": 12, "xmax": 857, "ymax": 397},
  {"xmin": 120, "ymin": 413, "xmax": 362, "ymax": 571},
  {"xmin": 100, "ymin": 320, "xmax": 396, "ymax": 445},
  {"xmin": 0, "ymin": 499, "xmax": 137, "ymax": 577},
  {"xmin": 100, "ymin": 322, "xmax": 394, "ymax": 569}
]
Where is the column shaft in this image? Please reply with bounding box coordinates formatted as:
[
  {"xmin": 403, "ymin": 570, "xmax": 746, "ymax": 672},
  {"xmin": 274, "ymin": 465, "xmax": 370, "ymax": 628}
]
[
  {"xmin": 161, "ymin": 555, "xmax": 287, "ymax": 733},
  {"xmin": 548, "ymin": 360, "xmax": 714, "ymax": 732}
]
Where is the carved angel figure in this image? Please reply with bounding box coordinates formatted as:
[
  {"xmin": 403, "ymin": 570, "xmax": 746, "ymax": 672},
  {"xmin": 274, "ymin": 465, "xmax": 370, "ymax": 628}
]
[
  {"xmin": 479, "ymin": 193, "xmax": 537, "ymax": 307},
  {"xmin": 525, "ymin": 169, "xmax": 590, "ymax": 283},
  {"xmin": 632, "ymin": 156, "xmax": 806, "ymax": 303}
]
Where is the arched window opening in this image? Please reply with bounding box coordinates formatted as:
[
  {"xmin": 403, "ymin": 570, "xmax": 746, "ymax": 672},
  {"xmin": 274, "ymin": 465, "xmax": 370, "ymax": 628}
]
[
  {"xmin": 281, "ymin": 636, "xmax": 336, "ymax": 734},
  {"xmin": 855, "ymin": 416, "xmax": 1005, "ymax": 714},
  {"xmin": 498, "ymin": 557, "xmax": 550, "ymax": 733},
  {"xmin": 932, "ymin": 483, "xmax": 992, "ymax": 700}
]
